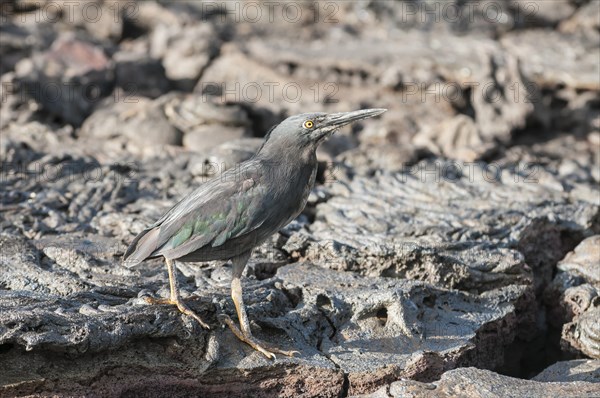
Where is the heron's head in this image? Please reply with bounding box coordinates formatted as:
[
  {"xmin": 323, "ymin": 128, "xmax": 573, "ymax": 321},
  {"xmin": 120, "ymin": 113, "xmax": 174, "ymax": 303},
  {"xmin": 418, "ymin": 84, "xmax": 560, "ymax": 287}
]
[{"xmin": 259, "ymin": 108, "xmax": 387, "ymax": 153}]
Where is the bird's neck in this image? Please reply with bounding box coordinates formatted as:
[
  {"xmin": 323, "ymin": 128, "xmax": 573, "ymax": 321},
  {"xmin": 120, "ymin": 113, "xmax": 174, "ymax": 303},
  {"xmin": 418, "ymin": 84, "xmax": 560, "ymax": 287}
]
[
  {"xmin": 256, "ymin": 141, "xmax": 318, "ymax": 192},
  {"xmin": 256, "ymin": 142, "xmax": 318, "ymax": 226},
  {"xmin": 256, "ymin": 138, "xmax": 318, "ymax": 167}
]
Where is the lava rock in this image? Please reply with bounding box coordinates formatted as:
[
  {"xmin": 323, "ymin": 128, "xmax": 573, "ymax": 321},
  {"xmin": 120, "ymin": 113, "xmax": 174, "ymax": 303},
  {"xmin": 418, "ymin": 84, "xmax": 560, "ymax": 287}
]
[
  {"xmin": 544, "ymin": 236, "xmax": 600, "ymax": 358},
  {"xmin": 183, "ymin": 125, "xmax": 249, "ymax": 153},
  {"xmin": 560, "ymin": 1, "xmax": 600, "ymax": 35},
  {"xmin": 501, "ymin": 30, "xmax": 600, "ymax": 91},
  {"xmin": 151, "ymin": 22, "xmax": 220, "ymax": 91},
  {"xmin": 353, "ymin": 367, "xmax": 600, "ymax": 398},
  {"xmin": 286, "ymin": 160, "xmax": 597, "ymax": 295},
  {"xmin": 277, "ymin": 264, "xmax": 529, "ymax": 395},
  {"xmin": 59, "ymin": 0, "xmax": 124, "ymax": 41},
  {"xmin": 0, "ymin": 250, "xmax": 537, "ymax": 397},
  {"xmin": 14, "ymin": 33, "xmax": 114, "ymax": 125},
  {"xmin": 533, "ymin": 359, "xmax": 600, "ymax": 383},
  {"xmin": 162, "ymin": 94, "xmax": 252, "ymax": 154},
  {"xmin": 1, "ymin": 1, "xmax": 599, "ymax": 396},
  {"xmin": 79, "ymin": 94, "xmax": 182, "ymax": 155},
  {"xmin": 187, "ymin": 138, "xmax": 265, "ymax": 177},
  {"xmin": 164, "ymin": 95, "xmax": 250, "ymax": 132},
  {"xmin": 114, "ymin": 51, "xmax": 171, "ymax": 99},
  {"xmin": 0, "ymin": 22, "xmax": 54, "ymax": 75}
]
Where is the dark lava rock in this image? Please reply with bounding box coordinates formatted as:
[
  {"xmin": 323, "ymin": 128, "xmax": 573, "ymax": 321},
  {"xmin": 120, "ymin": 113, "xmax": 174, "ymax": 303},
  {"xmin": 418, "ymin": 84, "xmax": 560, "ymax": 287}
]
[
  {"xmin": 1, "ymin": 1, "xmax": 599, "ymax": 396},
  {"xmin": 285, "ymin": 160, "xmax": 597, "ymax": 295},
  {"xmin": 14, "ymin": 33, "xmax": 114, "ymax": 126},
  {"xmin": 0, "ymin": 234, "xmax": 534, "ymax": 397},
  {"xmin": 0, "ymin": 22, "xmax": 54, "ymax": 75},
  {"xmin": 114, "ymin": 51, "xmax": 171, "ymax": 99}
]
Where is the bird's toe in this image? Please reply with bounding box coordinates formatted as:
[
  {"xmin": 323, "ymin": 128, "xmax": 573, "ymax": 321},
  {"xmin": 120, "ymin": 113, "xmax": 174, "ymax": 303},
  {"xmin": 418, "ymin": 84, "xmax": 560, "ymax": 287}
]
[
  {"xmin": 144, "ymin": 295, "xmax": 211, "ymax": 329},
  {"xmin": 176, "ymin": 302, "xmax": 211, "ymax": 329},
  {"xmin": 218, "ymin": 314, "xmax": 296, "ymax": 359},
  {"xmin": 143, "ymin": 296, "xmax": 171, "ymax": 305}
]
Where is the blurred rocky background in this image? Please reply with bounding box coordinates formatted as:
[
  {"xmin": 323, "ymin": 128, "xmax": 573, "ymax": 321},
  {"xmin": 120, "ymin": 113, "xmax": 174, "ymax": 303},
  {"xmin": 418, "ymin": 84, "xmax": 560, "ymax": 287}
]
[{"xmin": 0, "ymin": 0, "xmax": 599, "ymax": 397}]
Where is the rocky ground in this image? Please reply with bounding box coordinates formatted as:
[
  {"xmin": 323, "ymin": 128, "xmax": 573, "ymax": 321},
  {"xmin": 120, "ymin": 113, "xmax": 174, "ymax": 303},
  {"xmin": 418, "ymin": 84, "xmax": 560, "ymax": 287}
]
[{"xmin": 1, "ymin": 1, "xmax": 599, "ymax": 397}]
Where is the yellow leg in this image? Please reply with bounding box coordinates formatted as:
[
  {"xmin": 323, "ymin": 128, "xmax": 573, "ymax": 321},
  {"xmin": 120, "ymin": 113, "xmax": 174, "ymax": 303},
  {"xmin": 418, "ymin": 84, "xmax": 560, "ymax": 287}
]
[
  {"xmin": 220, "ymin": 252, "xmax": 298, "ymax": 359},
  {"xmin": 145, "ymin": 258, "xmax": 210, "ymax": 329}
]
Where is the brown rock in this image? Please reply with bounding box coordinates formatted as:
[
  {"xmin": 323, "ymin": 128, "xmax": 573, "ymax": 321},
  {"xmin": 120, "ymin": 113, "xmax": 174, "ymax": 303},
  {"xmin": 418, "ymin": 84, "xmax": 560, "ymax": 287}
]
[
  {"xmin": 14, "ymin": 32, "xmax": 114, "ymax": 125},
  {"xmin": 352, "ymin": 367, "xmax": 600, "ymax": 398}
]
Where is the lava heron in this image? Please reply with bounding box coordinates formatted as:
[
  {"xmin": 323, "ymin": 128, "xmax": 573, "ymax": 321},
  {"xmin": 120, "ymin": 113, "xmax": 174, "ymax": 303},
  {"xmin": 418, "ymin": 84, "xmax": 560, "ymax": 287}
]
[{"xmin": 123, "ymin": 108, "xmax": 387, "ymax": 358}]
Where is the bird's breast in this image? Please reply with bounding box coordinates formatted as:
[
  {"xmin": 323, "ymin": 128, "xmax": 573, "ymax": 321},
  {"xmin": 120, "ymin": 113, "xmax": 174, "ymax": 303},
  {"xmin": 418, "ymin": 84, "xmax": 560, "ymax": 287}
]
[
  {"xmin": 265, "ymin": 160, "xmax": 317, "ymax": 227},
  {"xmin": 287, "ymin": 163, "xmax": 316, "ymax": 222},
  {"xmin": 300, "ymin": 165, "xmax": 317, "ymax": 207}
]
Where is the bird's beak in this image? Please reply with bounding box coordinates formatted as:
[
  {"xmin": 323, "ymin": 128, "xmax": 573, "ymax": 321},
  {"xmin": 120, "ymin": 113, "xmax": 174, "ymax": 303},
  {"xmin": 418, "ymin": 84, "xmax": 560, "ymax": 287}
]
[{"xmin": 317, "ymin": 108, "xmax": 387, "ymax": 139}]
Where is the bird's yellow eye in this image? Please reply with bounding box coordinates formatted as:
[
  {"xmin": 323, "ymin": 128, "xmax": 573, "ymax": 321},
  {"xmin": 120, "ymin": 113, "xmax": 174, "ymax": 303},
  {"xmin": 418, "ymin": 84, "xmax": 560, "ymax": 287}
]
[{"xmin": 303, "ymin": 120, "xmax": 314, "ymax": 129}]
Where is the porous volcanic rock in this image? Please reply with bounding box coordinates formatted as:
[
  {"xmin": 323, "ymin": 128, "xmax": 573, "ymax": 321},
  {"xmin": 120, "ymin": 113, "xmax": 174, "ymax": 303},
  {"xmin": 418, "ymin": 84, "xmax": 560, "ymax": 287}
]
[{"xmin": 351, "ymin": 367, "xmax": 600, "ymax": 398}]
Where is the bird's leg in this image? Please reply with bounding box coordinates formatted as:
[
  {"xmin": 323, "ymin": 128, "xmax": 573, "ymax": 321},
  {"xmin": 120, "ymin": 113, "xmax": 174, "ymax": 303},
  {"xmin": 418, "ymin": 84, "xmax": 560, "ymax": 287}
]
[
  {"xmin": 220, "ymin": 252, "xmax": 298, "ymax": 359},
  {"xmin": 144, "ymin": 258, "xmax": 210, "ymax": 329}
]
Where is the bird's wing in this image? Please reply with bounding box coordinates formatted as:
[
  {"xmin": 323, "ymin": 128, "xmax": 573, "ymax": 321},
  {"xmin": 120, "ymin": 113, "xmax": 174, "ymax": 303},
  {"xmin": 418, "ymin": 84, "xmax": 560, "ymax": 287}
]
[{"xmin": 148, "ymin": 163, "xmax": 270, "ymax": 260}]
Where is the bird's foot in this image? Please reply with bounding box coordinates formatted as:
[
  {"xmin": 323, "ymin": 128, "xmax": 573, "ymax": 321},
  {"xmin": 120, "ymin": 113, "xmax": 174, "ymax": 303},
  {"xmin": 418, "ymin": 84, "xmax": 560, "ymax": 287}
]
[
  {"xmin": 144, "ymin": 295, "xmax": 211, "ymax": 329},
  {"xmin": 218, "ymin": 314, "xmax": 299, "ymax": 359}
]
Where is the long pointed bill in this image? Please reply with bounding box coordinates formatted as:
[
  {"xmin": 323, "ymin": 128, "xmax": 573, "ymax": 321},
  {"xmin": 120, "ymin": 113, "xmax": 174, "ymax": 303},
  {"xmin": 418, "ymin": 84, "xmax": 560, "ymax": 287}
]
[{"xmin": 318, "ymin": 108, "xmax": 387, "ymax": 138}]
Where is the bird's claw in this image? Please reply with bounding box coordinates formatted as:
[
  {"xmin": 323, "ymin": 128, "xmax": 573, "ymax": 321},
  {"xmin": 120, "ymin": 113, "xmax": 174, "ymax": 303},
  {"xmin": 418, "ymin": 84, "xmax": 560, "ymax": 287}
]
[
  {"xmin": 143, "ymin": 296, "xmax": 170, "ymax": 305},
  {"xmin": 218, "ymin": 314, "xmax": 297, "ymax": 359},
  {"xmin": 144, "ymin": 296, "xmax": 211, "ymax": 329}
]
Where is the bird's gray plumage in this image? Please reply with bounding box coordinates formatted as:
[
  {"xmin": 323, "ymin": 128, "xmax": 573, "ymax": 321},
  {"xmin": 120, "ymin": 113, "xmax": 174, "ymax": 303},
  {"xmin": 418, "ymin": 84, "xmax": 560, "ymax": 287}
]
[
  {"xmin": 123, "ymin": 108, "xmax": 386, "ymax": 358},
  {"xmin": 123, "ymin": 109, "xmax": 386, "ymax": 267}
]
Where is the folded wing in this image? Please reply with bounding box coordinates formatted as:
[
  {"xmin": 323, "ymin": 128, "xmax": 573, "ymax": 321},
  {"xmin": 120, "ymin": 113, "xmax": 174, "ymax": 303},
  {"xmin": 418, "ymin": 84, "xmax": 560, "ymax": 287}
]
[{"xmin": 123, "ymin": 165, "xmax": 268, "ymax": 266}]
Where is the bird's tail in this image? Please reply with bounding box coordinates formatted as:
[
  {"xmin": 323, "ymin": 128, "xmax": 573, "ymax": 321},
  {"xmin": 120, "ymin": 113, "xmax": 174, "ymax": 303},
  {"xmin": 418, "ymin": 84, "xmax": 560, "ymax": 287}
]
[{"xmin": 122, "ymin": 227, "xmax": 160, "ymax": 267}]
